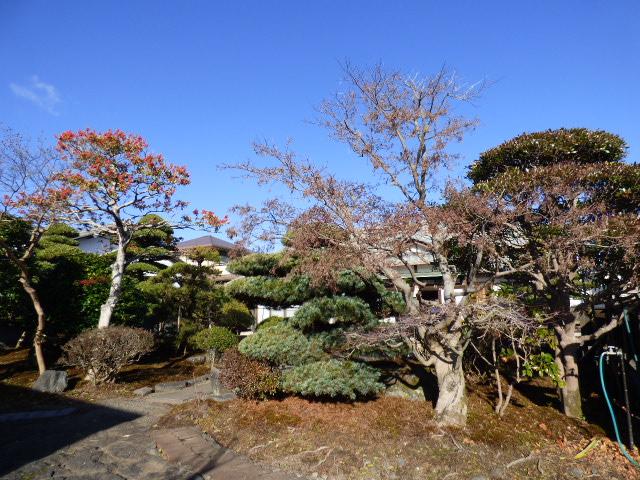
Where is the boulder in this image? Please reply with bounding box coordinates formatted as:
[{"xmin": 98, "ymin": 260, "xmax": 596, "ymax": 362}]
[{"xmin": 32, "ymin": 370, "xmax": 68, "ymax": 393}]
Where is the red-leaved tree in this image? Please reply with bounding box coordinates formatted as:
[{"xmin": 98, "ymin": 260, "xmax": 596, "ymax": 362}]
[{"xmin": 57, "ymin": 129, "xmax": 227, "ymax": 328}]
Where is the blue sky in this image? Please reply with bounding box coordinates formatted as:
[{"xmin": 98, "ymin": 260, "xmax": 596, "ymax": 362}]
[{"xmin": 1, "ymin": 1, "xmax": 638, "ymax": 240}]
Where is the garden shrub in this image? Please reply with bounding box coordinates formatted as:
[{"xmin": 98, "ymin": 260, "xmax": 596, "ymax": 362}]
[
  {"xmin": 282, "ymin": 359, "xmax": 384, "ymax": 400},
  {"xmin": 218, "ymin": 299, "xmax": 254, "ymax": 331},
  {"xmin": 62, "ymin": 326, "xmax": 154, "ymax": 385},
  {"xmin": 175, "ymin": 320, "xmax": 200, "ymax": 353},
  {"xmin": 257, "ymin": 315, "xmax": 284, "ymax": 330},
  {"xmin": 289, "ymin": 296, "xmax": 377, "ymax": 332},
  {"xmin": 189, "ymin": 326, "xmax": 238, "ymax": 361},
  {"xmin": 219, "ymin": 347, "xmax": 280, "ymax": 399},
  {"xmin": 239, "ymin": 322, "xmax": 314, "ymax": 366}
]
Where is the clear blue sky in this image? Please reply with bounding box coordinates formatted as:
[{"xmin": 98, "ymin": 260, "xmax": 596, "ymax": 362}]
[{"xmin": 1, "ymin": 1, "xmax": 638, "ymax": 240}]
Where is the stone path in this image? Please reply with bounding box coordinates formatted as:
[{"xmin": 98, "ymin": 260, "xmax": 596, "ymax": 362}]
[{"xmin": 0, "ymin": 380, "xmax": 302, "ymax": 480}]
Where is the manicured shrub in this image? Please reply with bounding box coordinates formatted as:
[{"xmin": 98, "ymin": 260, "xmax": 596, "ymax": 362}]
[
  {"xmin": 282, "ymin": 359, "xmax": 384, "ymax": 400},
  {"xmin": 189, "ymin": 326, "xmax": 238, "ymax": 361},
  {"xmin": 62, "ymin": 326, "xmax": 154, "ymax": 385},
  {"xmin": 219, "ymin": 348, "xmax": 280, "ymax": 399},
  {"xmin": 257, "ymin": 316, "xmax": 284, "ymax": 330},
  {"xmin": 218, "ymin": 299, "xmax": 254, "ymax": 331},
  {"xmin": 289, "ymin": 296, "xmax": 377, "ymax": 332},
  {"xmin": 239, "ymin": 322, "xmax": 313, "ymax": 366}
]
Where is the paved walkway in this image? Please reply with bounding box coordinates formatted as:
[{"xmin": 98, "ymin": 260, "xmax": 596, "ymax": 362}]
[{"xmin": 0, "ymin": 381, "xmax": 302, "ymax": 480}]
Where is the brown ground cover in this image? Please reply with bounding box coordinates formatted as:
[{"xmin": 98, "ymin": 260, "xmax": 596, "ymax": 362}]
[
  {"xmin": 0, "ymin": 347, "xmax": 209, "ymax": 409},
  {"xmin": 169, "ymin": 382, "xmax": 639, "ymax": 480}
]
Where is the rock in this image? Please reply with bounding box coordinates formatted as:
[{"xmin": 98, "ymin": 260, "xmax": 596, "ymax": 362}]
[
  {"xmin": 187, "ymin": 374, "xmax": 210, "ymax": 385},
  {"xmin": 32, "ymin": 370, "xmax": 68, "ymax": 393},
  {"xmin": 186, "ymin": 354, "xmax": 206, "ymax": 364},
  {"xmin": 385, "ymin": 378, "xmax": 425, "ymax": 401},
  {"xmin": 210, "ymin": 368, "xmax": 236, "ymax": 400},
  {"xmin": 470, "ymin": 476, "xmax": 489, "ymax": 480},
  {"xmin": 210, "ymin": 368, "xmax": 223, "ymax": 396},
  {"xmin": 568, "ymin": 466, "xmax": 584, "ymax": 478},
  {"xmin": 133, "ymin": 386, "xmax": 154, "ymax": 397},
  {"xmin": 154, "ymin": 380, "xmax": 190, "ymax": 392}
]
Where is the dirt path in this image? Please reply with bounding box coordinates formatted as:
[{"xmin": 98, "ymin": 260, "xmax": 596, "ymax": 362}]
[{"xmin": 0, "ymin": 395, "xmax": 302, "ymax": 480}]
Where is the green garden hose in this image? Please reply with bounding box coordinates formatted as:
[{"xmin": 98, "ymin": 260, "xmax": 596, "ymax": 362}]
[{"xmin": 599, "ymin": 350, "xmax": 639, "ymax": 468}]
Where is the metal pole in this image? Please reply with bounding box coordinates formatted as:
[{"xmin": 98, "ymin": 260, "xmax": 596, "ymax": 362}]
[{"xmin": 620, "ymin": 350, "xmax": 635, "ymax": 451}]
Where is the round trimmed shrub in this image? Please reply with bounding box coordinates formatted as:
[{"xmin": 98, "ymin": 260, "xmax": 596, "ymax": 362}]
[
  {"xmin": 289, "ymin": 296, "xmax": 377, "ymax": 332},
  {"xmin": 189, "ymin": 326, "xmax": 238, "ymax": 359},
  {"xmin": 62, "ymin": 326, "xmax": 154, "ymax": 385},
  {"xmin": 282, "ymin": 359, "xmax": 384, "ymax": 400},
  {"xmin": 219, "ymin": 347, "xmax": 280, "ymax": 399},
  {"xmin": 218, "ymin": 299, "xmax": 254, "ymax": 331},
  {"xmin": 238, "ymin": 322, "xmax": 312, "ymax": 366},
  {"xmin": 257, "ymin": 316, "xmax": 284, "ymax": 330}
]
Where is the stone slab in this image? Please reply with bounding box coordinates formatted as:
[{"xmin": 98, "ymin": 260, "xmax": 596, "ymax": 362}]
[{"xmin": 133, "ymin": 386, "xmax": 154, "ymax": 397}]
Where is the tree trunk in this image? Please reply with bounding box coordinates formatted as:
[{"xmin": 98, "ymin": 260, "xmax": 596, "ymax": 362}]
[
  {"xmin": 18, "ymin": 273, "xmax": 47, "ymax": 375},
  {"xmin": 553, "ymin": 291, "xmax": 583, "ymax": 418},
  {"xmin": 433, "ymin": 354, "xmax": 467, "ymax": 427},
  {"xmin": 560, "ymin": 342, "xmax": 582, "ymax": 418},
  {"xmin": 98, "ymin": 239, "xmax": 127, "ymax": 329}
]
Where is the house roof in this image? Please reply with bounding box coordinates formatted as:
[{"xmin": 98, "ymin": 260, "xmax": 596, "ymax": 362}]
[{"xmin": 177, "ymin": 235, "xmax": 237, "ymax": 252}]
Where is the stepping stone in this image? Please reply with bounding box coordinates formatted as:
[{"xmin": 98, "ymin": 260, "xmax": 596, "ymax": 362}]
[
  {"xmin": 154, "ymin": 380, "xmax": 191, "ymax": 392},
  {"xmin": 133, "ymin": 386, "xmax": 154, "ymax": 397}
]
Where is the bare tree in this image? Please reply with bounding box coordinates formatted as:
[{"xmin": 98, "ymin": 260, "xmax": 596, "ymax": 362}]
[
  {"xmin": 0, "ymin": 128, "xmax": 72, "ymax": 374},
  {"xmin": 229, "ymin": 64, "xmax": 531, "ymax": 426}
]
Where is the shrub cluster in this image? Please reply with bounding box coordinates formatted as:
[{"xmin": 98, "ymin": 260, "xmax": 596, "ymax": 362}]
[
  {"xmin": 219, "ymin": 348, "xmax": 280, "ymax": 399},
  {"xmin": 62, "ymin": 326, "xmax": 154, "ymax": 385},
  {"xmin": 282, "ymin": 359, "xmax": 384, "ymax": 400}
]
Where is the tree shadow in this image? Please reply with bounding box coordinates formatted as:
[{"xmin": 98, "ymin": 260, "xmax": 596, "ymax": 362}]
[{"xmin": 0, "ymin": 383, "xmax": 140, "ymax": 476}]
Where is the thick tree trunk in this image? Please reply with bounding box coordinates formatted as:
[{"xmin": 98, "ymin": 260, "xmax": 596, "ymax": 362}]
[
  {"xmin": 559, "ymin": 342, "xmax": 582, "ymax": 418},
  {"xmin": 18, "ymin": 273, "xmax": 47, "ymax": 375},
  {"xmin": 98, "ymin": 239, "xmax": 127, "ymax": 329},
  {"xmin": 553, "ymin": 291, "xmax": 583, "ymax": 418},
  {"xmin": 434, "ymin": 354, "xmax": 467, "ymax": 427}
]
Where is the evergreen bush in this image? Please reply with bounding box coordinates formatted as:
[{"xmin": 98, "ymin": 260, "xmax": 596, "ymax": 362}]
[
  {"xmin": 218, "ymin": 299, "xmax": 254, "ymax": 331},
  {"xmin": 289, "ymin": 296, "xmax": 377, "ymax": 332},
  {"xmin": 189, "ymin": 326, "xmax": 238, "ymax": 358},
  {"xmin": 257, "ymin": 316, "xmax": 284, "ymax": 330},
  {"xmin": 239, "ymin": 322, "xmax": 314, "ymax": 366},
  {"xmin": 282, "ymin": 359, "xmax": 384, "ymax": 400}
]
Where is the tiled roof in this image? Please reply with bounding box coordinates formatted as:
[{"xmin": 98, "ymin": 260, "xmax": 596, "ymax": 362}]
[{"xmin": 177, "ymin": 235, "xmax": 237, "ymax": 251}]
